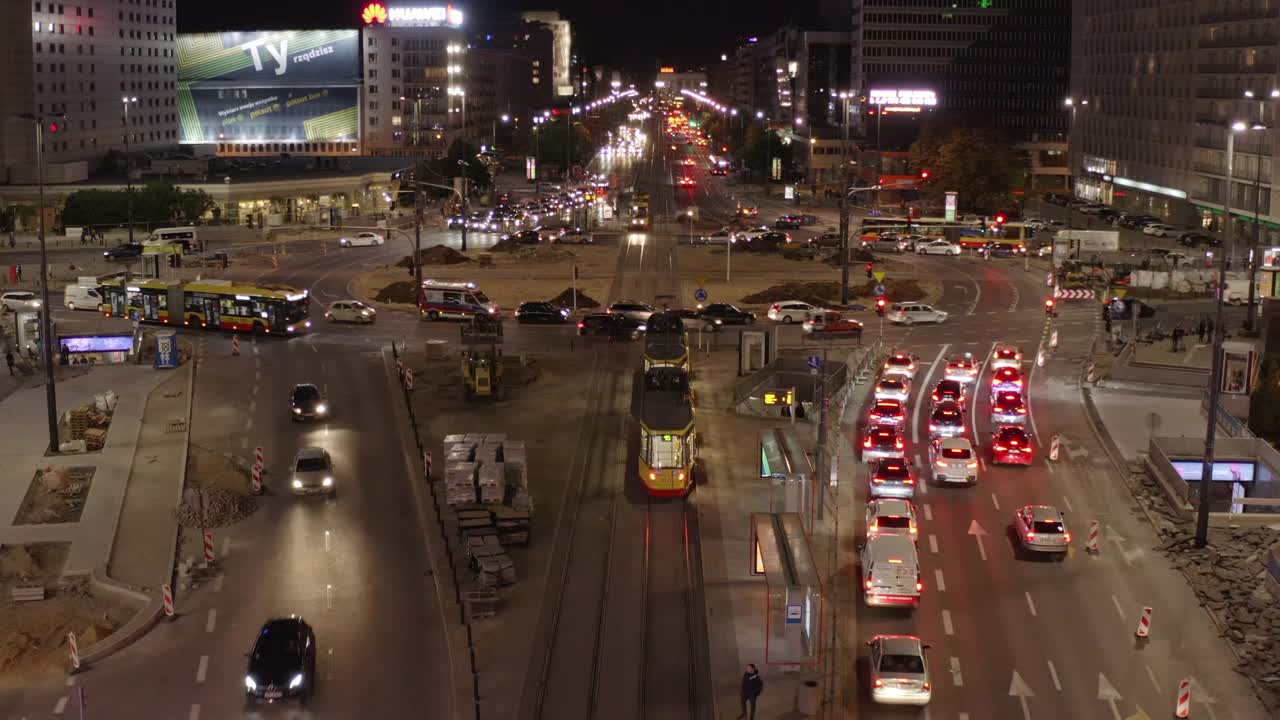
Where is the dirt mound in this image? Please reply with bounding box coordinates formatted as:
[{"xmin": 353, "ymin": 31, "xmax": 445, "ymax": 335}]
[
  {"xmin": 375, "ymin": 280, "xmax": 417, "ymax": 304},
  {"xmin": 741, "ymin": 282, "xmax": 843, "ymax": 307},
  {"xmin": 516, "ymin": 246, "xmax": 576, "ymax": 263},
  {"xmin": 395, "ymin": 244, "xmax": 470, "ymax": 268},
  {"xmin": 548, "ymin": 287, "xmax": 600, "ymax": 309},
  {"xmin": 490, "ymin": 238, "xmax": 523, "ymax": 253}
]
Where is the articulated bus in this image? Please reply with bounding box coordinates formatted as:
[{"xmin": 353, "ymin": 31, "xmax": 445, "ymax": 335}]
[
  {"xmin": 639, "ymin": 366, "xmax": 697, "ymax": 497},
  {"xmin": 860, "ymin": 216, "xmax": 988, "ymax": 248},
  {"xmin": 643, "ymin": 310, "xmax": 690, "ymax": 372},
  {"xmin": 100, "ymin": 278, "xmax": 311, "ymax": 334}
]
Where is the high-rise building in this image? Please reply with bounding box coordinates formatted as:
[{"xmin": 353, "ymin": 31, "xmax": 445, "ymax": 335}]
[
  {"xmin": 520, "ymin": 11, "xmax": 572, "ymax": 98},
  {"xmin": 1072, "ymin": 0, "xmax": 1278, "ymax": 242},
  {"xmin": 0, "ymin": 0, "xmax": 180, "ymax": 183},
  {"xmin": 852, "ymin": 0, "xmax": 1071, "ymax": 191}
]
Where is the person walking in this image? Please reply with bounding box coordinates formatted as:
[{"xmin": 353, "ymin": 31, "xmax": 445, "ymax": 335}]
[
  {"xmin": 739, "ymin": 664, "xmax": 763, "ymax": 720},
  {"xmin": 14, "ymin": 264, "xmax": 22, "ymax": 283},
  {"xmin": 1206, "ymin": 317, "xmax": 1215, "ymax": 342},
  {"xmin": 1196, "ymin": 317, "xmax": 1208, "ymax": 344},
  {"xmin": 5, "ymin": 349, "xmax": 14, "ymax": 376},
  {"xmin": 1171, "ymin": 323, "xmax": 1185, "ymax": 352}
]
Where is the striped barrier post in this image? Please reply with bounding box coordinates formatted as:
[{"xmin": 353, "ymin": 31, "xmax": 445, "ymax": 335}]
[
  {"xmin": 1135, "ymin": 606, "xmax": 1153, "ymax": 638},
  {"xmin": 67, "ymin": 630, "xmax": 80, "ymax": 671},
  {"xmin": 232, "ymin": 335, "xmax": 240, "ymax": 356},
  {"xmin": 162, "ymin": 583, "xmax": 175, "ymax": 618},
  {"xmin": 203, "ymin": 530, "xmax": 215, "ymax": 565},
  {"xmin": 1175, "ymin": 678, "xmax": 1191, "ymax": 718},
  {"xmin": 251, "ymin": 463, "xmax": 263, "ymax": 494},
  {"xmin": 1086, "ymin": 521, "xmax": 1100, "ymax": 553},
  {"xmin": 1086, "ymin": 362, "xmax": 1098, "ymax": 383},
  {"xmin": 254, "ymin": 447, "xmax": 264, "ymax": 467},
  {"xmin": 1049, "ymin": 329, "xmax": 1059, "ymax": 349},
  {"xmin": 404, "ymin": 368, "xmax": 414, "ymax": 391},
  {"xmin": 1036, "ymin": 348, "xmax": 1046, "ymax": 367},
  {"xmin": 423, "ymin": 450, "xmax": 433, "ymax": 479},
  {"xmin": 1049, "ymin": 435, "xmax": 1061, "ymax": 461}
]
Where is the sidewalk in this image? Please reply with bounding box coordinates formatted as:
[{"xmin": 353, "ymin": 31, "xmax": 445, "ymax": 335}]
[{"xmin": 1089, "ymin": 389, "xmax": 1227, "ymax": 461}]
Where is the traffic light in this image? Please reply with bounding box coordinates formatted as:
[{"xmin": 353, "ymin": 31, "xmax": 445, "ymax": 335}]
[
  {"xmin": 919, "ymin": 169, "xmax": 931, "ymax": 181},
  {"xmin": 48, "ymin": 121, "xmax": 61, "ymax": 133},
  {"xmin": 876, "ymin": 297, "xmax": 887, "ymax": 316},
  {"xmin": 865, "ymin": 263, "xmax": 873, "ymax": 279},
  {"xmin": 1044, "ymin": 297, "xmax": 1056, "ymax": 315},
  {"xmin": 994, "ymin": 212, "xmax": 1008, "ymax": 225}
]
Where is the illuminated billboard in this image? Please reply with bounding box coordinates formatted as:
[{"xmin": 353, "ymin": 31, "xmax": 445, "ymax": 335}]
[
  {"xmin": 868, "ymin": 89, "xmax": 938, "ymax": 114},
  {"xmin": 361, "ymin": 3, "xmax": 464, "ymax": 27},
  {"xmin": 176, "ymin": 30, "xmax": 360, "ymax": 144}
]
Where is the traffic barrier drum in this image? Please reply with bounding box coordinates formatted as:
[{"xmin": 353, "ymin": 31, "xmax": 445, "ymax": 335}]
[
  {"xmin": 204, "ymin": 530, "xmax": 215, "ymax": 564},
  {"xmin": 1135, "ymin": 606, "xmax": 1153, "ymax": 637},
  {"xmin": 1175, "ymin": 678, "xmax": 1191, "ymax": 718},
  {"xmin": 162, "ymin": 583, "xmax": 175, "ymax": 617}
]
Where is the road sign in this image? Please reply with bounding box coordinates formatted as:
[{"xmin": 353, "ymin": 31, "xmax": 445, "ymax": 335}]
[
  {"xmin": 873, "ymin": 283, "xmax": 887, "ymax": 296},
  {"xmin": 808, "ymin": 355, "xmax": 821, "ymax": 370},
  {"xmin": 1113, "ymin": 287, "xmax": 1128, "ymax": 299},
  {"xmin": 873, "ymin": 271, "xmax": 886, "ymax": 282},
  {"xmin": 785, "ymin": 604, "xmax": 803, "ymax": 624},
  {"xmin": 694, "ymin": 288, "xmax": 708, "ymax": 302},
  {"xmin": 695, "ymin": 276, "xmax": 707, "ymax": 287}
]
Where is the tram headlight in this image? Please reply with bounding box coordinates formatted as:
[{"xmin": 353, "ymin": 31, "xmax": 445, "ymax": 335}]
[{"xmin": 648, "ymin": 472, "xmax": 656, "ymax": 481}]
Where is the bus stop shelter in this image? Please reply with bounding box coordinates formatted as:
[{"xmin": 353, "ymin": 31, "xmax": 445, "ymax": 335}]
[
  {"xmin": 750, "ymin": 512, "xmax": 822, "ymax": 666},
  {"xmin": 759, "ymin": 427, "xmax": 814, "ymax": 528}
]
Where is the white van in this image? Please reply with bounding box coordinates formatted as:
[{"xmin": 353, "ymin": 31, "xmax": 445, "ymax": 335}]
[
  {"xmin": 143, "ymin": 226, "xmax": 200, "ymax": 251},
  {"xmin": 862, "ymin": 534, "xmax": 922, "ymax": 608},
  {"xmin": 417, "ymin": 280, "xmax": 499, "ymax": 320},
  {"xmin": 63, "ymin": 278, "xmax": 102, "ymax": 311},
  {"xmin": 1222, "ymin": 274, "xmax": 1259, "ymax": 306}
]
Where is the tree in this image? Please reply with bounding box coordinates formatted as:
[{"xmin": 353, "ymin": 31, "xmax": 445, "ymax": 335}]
[
  {"xmin": 909, "ymin": 126, "xmax": 1027, "ymax": 213},
  {"xmin": 62, "ymin": 182, "xmax": 213, "ymax": 226},
  {"xmin": 739, "ymin": 125, "xmax": 800, "ymax": 182}
]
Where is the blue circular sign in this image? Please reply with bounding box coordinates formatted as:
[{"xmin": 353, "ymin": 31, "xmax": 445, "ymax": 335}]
[
  {"xmin": 873, "ymin": 283, "xmax": 887, "ymax": 296},
  {"xmin": 694, "ymin": 288, "xmax": 708, "ymax": 302}
]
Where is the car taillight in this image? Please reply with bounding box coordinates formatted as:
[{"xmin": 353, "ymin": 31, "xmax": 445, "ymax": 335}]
[
  {"xmin": 872, "ymin": 476, "xmax": 884, "ymax": 484},
  {"xmin": 677, "ymin": 472, "xmax": 685, "ymax": 481},
  {"xmin": 966, "ymin": 461, "xmax": 978, "ymax": 468},
  {"xmin": 1014, "ymin": 379, "xmax": 1023, "ymax": 387},
  {"xmin": 865, "ymin": 580, "xmax": 873, "ymax": 590},
  {"xmin": 904, "ymin": 477, "xmax": 914, "ymax": 485},
  {"xmin": 649, "ymin": 472, "xmax": 656, "ymax": 480},
  {"xmin": 1026, "ymin": 532, "xmax": 1036, "ymax": 541},
  {"xmin": 916, "ymin": 581, "xmax": 924, "ymax": 591},
  {"xmin": 931, "ymin": 392, "xmax": 939, "ymax": 401},
  {"xmin": 577, "ymin": 322, "xmax": 584, "ymax": 328},
  {"xmin": 1021, "ymin": 446, "xmax": 1033, "ymax": 453},
  {"xmin": 771, "ymin": 304, "xmax": 780, "ymax": 311},
  {"xmin": 1018, "ymin": 407, "xmax": 1027, "ymax": 414},
  {"xmin": 922, "ymin": 681, "xmax": 930, "ymax": 691},
  {"xmin": 1064, "ymin": 532, "xmax": 1072, "ymax": 543},
  {"xmin": 936, "ymin": 459, "xmax": 948, "ymax": 468},
  {"xmin": 995, "ymin": 444, "xmax": 1007, "ymax": 452},
  {"xmin": 894, "ymin": 438, "xmax": 904, "ymax": 449},
  {"xmin": 873, "ymin": 679, "xmax": 884, "ymax": 688},
  {"xmin": 864, "ymin": 437, "xmax": 873, "ymax": 448}
]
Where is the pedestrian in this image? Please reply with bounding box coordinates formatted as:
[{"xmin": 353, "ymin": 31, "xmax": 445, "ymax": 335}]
[
  {"xmin": 1206, "ymin": 317, "xmax": 1215, "ymax": 342},
  {"xmin": 1171, "ymin": 324, "xmax": 1185, "ymax": 352},
  {"xmin": 14, "ymin": 264, "xmax": 21, "ymax": 283},
  {"xmin": 1196, "ymin": 317, "xmax": 1207, "ymax": 344},
  {"xmin": 738, "ymin": 664, "xmax": 763, "ymax": 720},
  {"xmin": 1104, "ymin": 315, "xmax": 1112, "ymax": 335},
  {"xmin": 5, "ymin": 349, "xmax": 14, "ymax": 376}
]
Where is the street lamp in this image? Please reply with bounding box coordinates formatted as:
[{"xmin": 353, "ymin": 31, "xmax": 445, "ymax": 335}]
[
  {"xmin": 1241, "ymin": 89, "xmax": 1277, "ymax": 332},
  {"xmin": 15, "ymin": 112, "xmax": 64, "ymax": 454},
  {"xmin": 1196, "ymin": 119, "xmax": 1265, "ymax": 548},
  {"xmin": 122, "ymin": 96, "xmax": 138, "ymax": 244}
]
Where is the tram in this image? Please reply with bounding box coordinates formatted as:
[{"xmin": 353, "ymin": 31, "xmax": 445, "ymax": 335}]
[{"xmin": 639, "ymin": 365, "xmax": 696, "ymax": 497}]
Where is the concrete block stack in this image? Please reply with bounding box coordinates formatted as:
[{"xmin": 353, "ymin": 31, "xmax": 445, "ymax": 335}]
[
  {"xmin": 503, "ymin": 440, "xmax": 532, "ymax": 512},
  {"xmin": 478, "ymin": 462, "xmax": 505, "ymax": 504},
  {"xmin": 445, "ymin": 461, "xmax": 478, "ymax": 506}
]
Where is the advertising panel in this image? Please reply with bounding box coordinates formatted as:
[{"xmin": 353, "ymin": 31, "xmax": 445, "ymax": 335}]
[{"xmin": 176, "ymin": 30, "xmax": 360, "ymax": 145}]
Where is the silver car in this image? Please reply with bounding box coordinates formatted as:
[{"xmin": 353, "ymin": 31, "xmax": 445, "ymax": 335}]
[
  {"xmin": 869, "ymin": 458, "xmax": 916, "ymax": 499},
  {"xmin": 865, "ymin": 498, "xmax": 918, "ymax": 542},
  {"xmin": 929, "ymin": 437, "xmax": 978, "ymax": 485},
  {"xmin": 873, "ymin": 376, "xmax": 911, "ymax": 403},
  {"xmin": 606, "ymin": 300, "xmax": 655, "ymax": 323},
  {"xmin": 291, "ymin": 447, "xmax": 335, "ymax": 497},
  {"xmin": 1014, "ymin": 505, "xmax": 1070, "ymax": 559},
  {"xmin": 868, "ymin": 635, "xmax": 932, "ymax": 706},
  {"xmin": 887, "ymin": 302, "xmax": 948, "ymax": 326}
]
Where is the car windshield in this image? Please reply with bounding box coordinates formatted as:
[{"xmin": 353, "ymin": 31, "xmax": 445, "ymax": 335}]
[
  {"xmin": 1033, "ymin": 520, "xmax": 1065, "ymax": 534},
  {"xmin": 876, "ymin": 515, "xmax": 911, "ymax": 529},
  {"xmin": 999, "ymin": 430, "xmax": 1027, "ymax": 443},
  {"xmin": 293, "ymin": 387, "xmax": 319, "ymax": 402},
  {"xmin": 349, "ymin": 301, "xmax": 367, "ymax": 309},
  {"xmin": 941, "ymin": 447, "xmax": 971, "ymax": 459},
  {"xmin": 880, "ymin": 654, "xmax": 925, "ymax": 674},
  {"xmin": 295, "ymin": 457, "xmax": 329, "ymax": 472},
  {"xmin": 887, "ymin": 356, "xmax": 911, "ymax": 366},
  {"xmin": 933, "ymin": 408, "xmax": 960, "ymax": 422},
  {"xmin": 473, "ymin": 291, "xmax": 491, "ymax": 304},
  {"xmin": 252, "ymin": 635, "xmax": 302, "ymax": 668},
  {"xmin": 880, "ymin": 380, "xmax": 904, "ymax": 390}
]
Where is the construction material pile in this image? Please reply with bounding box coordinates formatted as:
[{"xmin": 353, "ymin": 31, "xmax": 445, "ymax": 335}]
[
  {"xmin": 175, "ymin": 487, "xmax": 258, "ymax": 528},
  {"xmin": 60, "ymin": 392, "xmax": 116, "ymax": 452},
  {"xmin": 442, "ymin": 433, "xmax": 531, "ymax": 510}
]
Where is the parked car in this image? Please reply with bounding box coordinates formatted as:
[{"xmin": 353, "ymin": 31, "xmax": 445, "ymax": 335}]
[{"xmin": 1142, "ymin": 223, "xmax": 1181, "ymax": 238}]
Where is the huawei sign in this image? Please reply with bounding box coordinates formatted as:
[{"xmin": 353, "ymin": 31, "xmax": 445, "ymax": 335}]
[{"xmin": 361, "ymin": 2, "xmax": 388, "ymax": 24}]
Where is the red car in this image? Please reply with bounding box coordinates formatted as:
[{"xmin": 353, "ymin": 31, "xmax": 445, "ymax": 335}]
[
  {"xmin": 990, "ymin": 426, "xmax": 1034, "ymax": 466},
  {"xmin": 868, "ymin": 398, "xmax": 906, "ymax": 426},
  {"xmin": 991, "ymin": 366, "xmax": 1025, "ymax": 393}
]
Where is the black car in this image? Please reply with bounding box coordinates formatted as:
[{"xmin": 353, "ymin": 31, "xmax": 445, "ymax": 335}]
[
  {"xmin": 699, "ymin": 303, "xmax": 756, "ymax": 325},
  {"xmin": 754, "ymin": 231, "xmax": 791, "ymax": 246},
  {"xmin": 775, "ymin": 215, "xmax": 803, "ymax": 229},
  {"xmin": 103, "ymin": 243, "xmax": 144, "ymax": 261},
  {"xmin": 245, "ymin": 617, "xmax": 316, "ymax": 705},
  {"xmin": 505, "ymin": 229, "xmax": 542, "ymax": 244},
  {"xmin": 1105, "ymin": 297, "xmax": 1156, "ymax": 320},
  {"xmin": 1118, "ymin": 215, "xmax": 1159, "ymax": 230},
  {"xmin": 1179, "ymin": 231, "xmax": 1219, "ymax": 247},
  {"xmin": 576, "ymin": 313, "xmax": 644, "ymax": 339},
  {"xmin": 985, "ymin": 242, "xmax": 1025, "ymax": 258},
  {"xmin": 447, "ymin": 215, "xmax": 467, "ymax": 229},
  {"xmin": 515, "ymin": 301, "xmax": 569, "ymax": 324},
  {"xmin": 931, "ymin": 379, "xmax": 967, "ymax": 406},
  {"xmin": 289, "ymin": 383, "xmax": 327, "ymax": 421}
]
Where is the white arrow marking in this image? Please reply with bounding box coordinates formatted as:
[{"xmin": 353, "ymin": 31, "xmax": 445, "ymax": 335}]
[
  {"xmin": 968, "ymin": 519, "xmax": 989, "ymax": 561},
  {"xmin": 1009, "ymin": 670, "xmax": 1034, "ymax": 720},
  {"xmin": 1098, "ymin": 672, "xmax": 1123, "ymax": 720}
]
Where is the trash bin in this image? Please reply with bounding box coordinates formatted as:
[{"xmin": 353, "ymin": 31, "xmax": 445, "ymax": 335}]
[{"xmin": 797, "ymin": 679, "xmax": 820, "ymax": 716}]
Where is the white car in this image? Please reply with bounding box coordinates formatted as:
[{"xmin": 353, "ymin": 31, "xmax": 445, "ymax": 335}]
[
  {"xmin": 1142, "ymin": 223, "xmax": 1180, "ymax": 238},
  {"xmin": 338, "ymin": 232, "xmax": 384, "ymax": 247},
  {"xmin": 324, "ymin": 300, "xmax": 377, "ymax": 324},
  {"xmin": 873, "ymin": 376, "xmax": 911, "ymax": 403},
  {"xmin": 915, "ymin": 239, "xmax": 961, "ymax": 256},
  {"xmin": 929, "ymin": 437, "xmax": 978, "ymax": 485},
  {"xmin": 865, "ymin": 498, "xmax": 918, "ymax": 541},
  {"xmin": 868, "ymin": 635, "xmax": 932, "ymax": 706},
  {"xmin": 881, "ymin": 352, "xmax": 918, "ymax": 380},
  {"xmin": 991, "ymin": 344, "xmax": 1023, "ymax": 370},
  {"xmin": 606, "ymin": 300, "xmax": 655, "ymax": 322},
  {"xmin": 0, "ymin": 291, "xmax": 41, "ymax": 312},
  {"xmin": 887, "ymin": 302, "xmax": 947, "ymax": 326},
  {"xmin": 767, "ymin": 301, "xmax": 826, "ymax": 324},
  {"xmin": 290, "ymin": 447, "xmax": 335, "ymax": 497},
  {"xmin": 698, "ymin": 229, "xmax": 738, "ymax": 245}
]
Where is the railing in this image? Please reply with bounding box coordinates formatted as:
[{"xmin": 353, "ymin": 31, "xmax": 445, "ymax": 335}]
[{"xmin": 1202, "ymin": 385, "xmax": 1254, "ymax": 439}]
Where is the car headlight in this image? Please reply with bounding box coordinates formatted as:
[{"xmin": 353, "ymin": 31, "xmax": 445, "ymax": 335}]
[
  {"xmin": 315, "ymin": 404, "xmax": 327, "ymax": 414},
  {"xmin": 289, "ymin": 673, "xmax": 304, "ymax": 689},
  {"xmin": 293, "ymin": 407, "xmax": 302, "ymax": 413},
  {"xmin": 322, "ymin": 477, "xmax": 333, "ymax": 487},
  {"xmin": 292, "ymin": 479, "xmax": 303, "ymax": 489},
  {"xmin": 245, "ymin": 675, "xmax": 257, "ymax": 690},
  {"xmin": 32, "ymin": 300, "xmax": 40, "ymax": 307},
  {"xmin": 361, "ymin": 310, "xmax": 371, "ymax": 316},
  {"xmin": 286, "ymin": 325, "xmax": 295, "ymax": 333},
  {"xmin": 305, "ymin": 321, "xmax": 311, "ymax": 328}
]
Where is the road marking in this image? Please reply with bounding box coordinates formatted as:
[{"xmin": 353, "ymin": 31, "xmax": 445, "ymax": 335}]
[
  {"xmin": 240, "ymin": 437, "xmax": 248, "ymax": 450},
  {"xmin": 914, "ymin": 453, "xmax": 923, "ymax": 468},
  {"xmin": 252, "ymin": 341, "xmax": 259, "ymax": 355},
  {"xmin": 244, "ymin": 417, "xmax": 253, "ymax": 432},
  {"xmin": 196, "ymin": 654, "xmax": 209, "ymax": 683},
  {"xmin": 979, "ymin": 456, "xmax": 988, "ymax": 472},
  {"xmin": 1145, "ymin": 665, "xmax": 1161, "ymax": 693},
  {"xmin": 959, "ymin": 714, "xmax": 970, "ymax": 720},
  {"xmin": 991, "ymin": 493, "xmax": 1001, "ymax": 510},
  {"xmin": 1045, "ymin": 460, "xmax": 1056, "ymax": 475},
  {"xmin": 1098, "ymin": 672, "xmax": 1123, "ymax": 720},
  {"xmin": 326, "ymin": 584, "xmax": 334, "ymax": 609},
  {"xmin": 254, "ymin": 369, "xmax": 261, "ymax": 381},
  {"xmin": 928, "ymin": 534, "xmax": 939, "ymax": 554},
  {"xmin": 1025, "ymin": 591, "xmax": 1037, "ymax": 616},
  {"xmin": 1112, "ymin": 594, "xmax": 1125, "ymax": 619},
  {"xmin": 968, "ymin": 519, "xmax": 989, "ymax": 561},
  {"xmin": 221, "ymin": 536, "xmax": 230, "ymax": 556},
  {"xmin": 942, "ymin": 609, "xmax": 954, "ymax": 635},
  {"xmin": 922, "ymin": 503, "xmax": 933, "ymax": 521},
  {"xmin": 1062, "ymin": 495, "xmax": 1074, "ymax": 512},
  {"xmin": 912, "ymin": 344, "xmax": 949, "ymax": 445},
  {"xmin": 66, "ymin": 675, "xmax": 74, "ymax": 686},
  {"xmin": 205, "ymin": 608, "xmax": 216, "ymax": 633},
  {"xmin": 214, "ymin": 574, "xmax": 224, "ymax": 592},
  {"xmin": 53, "ymin": 697, "xmax": 68, "ymax": 715},
  {"xmin": 1009, "ymin": 283, "xmax": 1021, "ymax": 312},
  {"xmin": 310, "ymin": 344, "xmax": 319, "ymax": 353},
  {"xmin": 918, "ymin": 475, "xmax": 928, "ymax": 494},
  {"xmin": 1047, "ymin": 659, "xmax": 1062, "ymax": 690},
  {"xmin": 189, "ymin": 704, "xmax": 201, "ymax": 720},
  {"xmin": 1010, "ymin": 670, "xmax": 1035, "ymax": 719},
  {"xmin": 248, "ymin": 399, "xmax": 256, "ymax": 413},
  {"xmin": 934, "ymin": 568, "xmax": 946, "ymax": 591},
  {"xmin": 949, "ymin": 657, "xmax": 964, "ymax": 687},
  {"xmin": 324, "ymin": 530, "xmax": 332, "ymax": 552}
]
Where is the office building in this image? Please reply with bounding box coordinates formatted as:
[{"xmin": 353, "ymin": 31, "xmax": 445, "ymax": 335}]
[
  {"xmin": 1071, "ymin": 0, "xmax": 1279, "ymax": 242},
  {"xmin": 853, "ymin": 0, "xmax": 1072, "ymax": 192},
  {"xmin": 520, "ymin": 11, "xmax": 572, "ymax": 98},
  {"xmin": 1, "ymin": 0, "xmax": 180, "ymax": 184}
]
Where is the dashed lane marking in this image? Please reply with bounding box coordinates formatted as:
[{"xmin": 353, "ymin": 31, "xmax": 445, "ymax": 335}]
[
  {"xmin": 189, "ymin": 704, "xmax": 201, "ymax": 720},
  {"xmin": 922, "ymin": 503, "xmax": 933, "ymax": 521},
  {"xmin": 1145, "ymin": 665, "xmax": 1161, "ymax": 694},
  {"xmin": 1025, "ymin": 591, "xmax": 1038, "ymax": 616},
  {"xmin": 934, "ymin": 568, "xmax": 946, "ymax": 592},
  {"xmin": 196, "ymin": 654, "xmax": 209, "ymax": 683},
  {"xmin": 928, "ymin": 535, "xmax": 939, "ymax": 554},
  {"xmin": 53, "ymin": 696, "xmax": 68, "ymax": 715},
  {"xmin": 1048, "ymin": 660, "xmax": 1062, "ymax": 691},
  {"xmin": 942, "ymin": 609, "xmax": 954, "ymax": 635},
  {"xmin": 1112, "ymin": 594, "xmax": 1125, "ymax": 619},
  {"xmin": 205, "ymin": 608, "xmax": 216, "ymax": 633}
]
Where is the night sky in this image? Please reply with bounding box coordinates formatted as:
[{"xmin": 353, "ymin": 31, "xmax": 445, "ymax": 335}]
[{"xmin": 177, "ymin": 0, "xmax": 824, "ymax": 73}]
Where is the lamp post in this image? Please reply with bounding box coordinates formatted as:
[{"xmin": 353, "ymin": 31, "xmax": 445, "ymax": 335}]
[
  {"xmin": 837, "ymin": 91, "xmax": 853, "ymax": 304},
  {"xmin": 493, "ymin": 113, "xmax": 509, "ymax": 151},
  {"xmin": 1241, "ymin": 89, "xmax": 1277, "ymax": 332},
  {"xmin": 16, "ymin": 112, "xmax": 63, "ymax": 453},
  {"xmin": 122, "ymin": 96, "xmax": 137, "ymax": 244},
  {"xmin": 1196, "ymin": 120, "xmax": 1263, "ymax": 548}
]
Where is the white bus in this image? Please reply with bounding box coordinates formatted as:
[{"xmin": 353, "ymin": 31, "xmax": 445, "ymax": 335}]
[{"xmin": 143, "ymin": 226, "xmax": 201, "ymax": 251}]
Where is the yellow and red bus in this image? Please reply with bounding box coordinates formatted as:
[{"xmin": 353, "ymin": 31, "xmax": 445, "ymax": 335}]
[{"xmin": 99, "ymin": 278, "xmax": 311, "ymax": 334}]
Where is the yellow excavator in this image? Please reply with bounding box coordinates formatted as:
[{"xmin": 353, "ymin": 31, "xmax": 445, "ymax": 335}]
[{"xmin": 461, "ymin": 314, "xmax": 503, "ymax": 400}]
